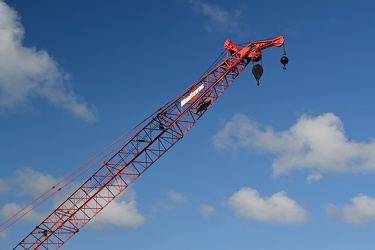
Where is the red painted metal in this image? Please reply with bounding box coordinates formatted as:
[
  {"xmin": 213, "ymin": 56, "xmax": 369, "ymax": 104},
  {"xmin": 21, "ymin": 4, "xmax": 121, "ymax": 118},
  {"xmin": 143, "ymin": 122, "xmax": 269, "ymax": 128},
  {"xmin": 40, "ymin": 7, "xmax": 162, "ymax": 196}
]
[{"xmin": 13, "ymin": 36, "xmax": 284, "ymax": 250}]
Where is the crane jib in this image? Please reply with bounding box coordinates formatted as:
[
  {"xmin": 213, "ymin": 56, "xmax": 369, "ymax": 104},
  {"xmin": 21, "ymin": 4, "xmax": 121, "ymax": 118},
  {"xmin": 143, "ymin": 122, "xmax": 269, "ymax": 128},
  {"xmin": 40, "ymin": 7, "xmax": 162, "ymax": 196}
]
[{"xmin": 11, "ymin": 35, "xmax": 286, "ymax": 250}]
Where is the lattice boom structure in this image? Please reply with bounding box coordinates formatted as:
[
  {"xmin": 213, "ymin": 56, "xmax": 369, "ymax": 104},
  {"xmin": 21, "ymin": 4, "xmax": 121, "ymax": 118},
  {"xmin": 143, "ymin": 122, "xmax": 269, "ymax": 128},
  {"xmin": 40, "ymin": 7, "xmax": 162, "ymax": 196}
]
[{"xmin": 14, "ymin": 36, "xmax": 285, "ymax": 249}]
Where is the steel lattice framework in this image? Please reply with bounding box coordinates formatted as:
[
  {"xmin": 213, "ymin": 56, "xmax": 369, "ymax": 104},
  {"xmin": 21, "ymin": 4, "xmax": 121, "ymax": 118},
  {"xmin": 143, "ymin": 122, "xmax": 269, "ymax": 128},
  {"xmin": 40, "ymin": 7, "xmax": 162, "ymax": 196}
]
[{"xmin": 14, "ymin": 36, "xmax": 285, "ymax": 250}]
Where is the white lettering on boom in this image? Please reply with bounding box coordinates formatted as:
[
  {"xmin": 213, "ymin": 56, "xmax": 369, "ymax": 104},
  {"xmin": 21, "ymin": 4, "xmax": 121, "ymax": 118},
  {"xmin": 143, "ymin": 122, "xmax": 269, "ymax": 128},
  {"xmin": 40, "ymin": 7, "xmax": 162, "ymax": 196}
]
[{"xmin": 181, "ymin": 84, "xmax": 204, "ymax": 107}]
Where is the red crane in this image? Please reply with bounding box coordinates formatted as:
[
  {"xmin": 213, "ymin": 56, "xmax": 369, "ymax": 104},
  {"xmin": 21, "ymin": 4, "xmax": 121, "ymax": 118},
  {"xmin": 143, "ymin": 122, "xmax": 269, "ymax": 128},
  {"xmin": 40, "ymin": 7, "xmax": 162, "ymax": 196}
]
[{"xmin": 12, "ymin": 36, "xmax": 287, "ymax": 249}]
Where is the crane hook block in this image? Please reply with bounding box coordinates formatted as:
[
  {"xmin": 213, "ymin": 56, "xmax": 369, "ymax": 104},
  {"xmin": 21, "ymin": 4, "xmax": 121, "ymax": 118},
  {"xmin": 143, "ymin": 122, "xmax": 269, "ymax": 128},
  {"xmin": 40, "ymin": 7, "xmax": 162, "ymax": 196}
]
[
  {"xmin": 252, "ymin": 64, "xmax": 264, "ymax": 86},
  {"xmin": 280, "ymin": 55, "xmax": 289, "ymax": 70}
]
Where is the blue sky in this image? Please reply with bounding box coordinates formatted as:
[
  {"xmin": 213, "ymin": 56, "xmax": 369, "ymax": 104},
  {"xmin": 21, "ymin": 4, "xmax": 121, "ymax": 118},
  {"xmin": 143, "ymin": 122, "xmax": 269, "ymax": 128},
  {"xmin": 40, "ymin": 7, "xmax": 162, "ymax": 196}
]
[{"xmin": 1, "ymin": 0, "xmax": 375, "ymax": 249}]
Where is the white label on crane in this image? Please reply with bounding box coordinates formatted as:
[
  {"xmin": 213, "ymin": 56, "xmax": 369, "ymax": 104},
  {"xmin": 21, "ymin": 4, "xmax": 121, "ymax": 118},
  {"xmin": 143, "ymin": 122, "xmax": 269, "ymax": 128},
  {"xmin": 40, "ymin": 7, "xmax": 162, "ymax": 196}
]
[{"xmin": 181, "ymin": 84, "xmax": 204, "ymax": 107}]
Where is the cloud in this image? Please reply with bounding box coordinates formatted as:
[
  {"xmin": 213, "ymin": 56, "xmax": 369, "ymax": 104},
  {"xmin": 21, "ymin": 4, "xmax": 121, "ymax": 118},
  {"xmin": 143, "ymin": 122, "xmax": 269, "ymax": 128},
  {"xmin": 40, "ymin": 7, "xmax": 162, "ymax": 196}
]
[
  {"xmin": 326, "ymin": 194, "xmax": 375, "ymax": 224},
  {"xmin": 227, "ymin": 187, "xmax": 309, "ymax": 224},
  {"xmin": 0, "ymin": 168, "xmax": 145, "ymax": 232},
  {"xmin": 9, "ymin": 167, "xmax": 61, "ymax": 197},
  {"xmin": 213, "ymin": 113, "xmax": 375, "ymax": 177},
  {"xmin": 0, "ymin": 1, "xmax": 97, "ymax": 122},
  {"xmin": 307, "ymin": 172, "xmax": 323, "ymax": 183},
  {"xmin": 0, "ymin": 202, "xmax": 45, "ymax": 224},
  {"xmin": 90, "ymin": 189, "xmax": 145, "ymax": 228},
  {"xmin": 198, "ymin": 204, "xmax": 216, "ymax": 219},
  {"xmin": 153, "ymin": 190, "xmax": 188, "ymax": 213},
  {"xmin": 0, "ymin": 168, "xmax": 61, "ymax": 238},
  {"xmin": 168, "ymin": 190, "xmax": 187, "ymax": 204},
  {"xmin": 0, "ymin": 228, "xmax": 8, "ymax": 239},
  {"xmin": 0, "ymin": 179, "xmax": 7, "ymax": 193},
  {"xmin": 189, "ymin": 0, "xmax": 242, "ymax": 34}
]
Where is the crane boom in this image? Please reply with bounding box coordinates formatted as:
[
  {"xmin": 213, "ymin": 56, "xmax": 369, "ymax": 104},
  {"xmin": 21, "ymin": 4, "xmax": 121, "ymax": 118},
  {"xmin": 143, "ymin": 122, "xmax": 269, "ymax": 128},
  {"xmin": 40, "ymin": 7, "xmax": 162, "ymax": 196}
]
[{"xmin": 14, "ymin": 36, "xmax": 285, "ymax": 250}]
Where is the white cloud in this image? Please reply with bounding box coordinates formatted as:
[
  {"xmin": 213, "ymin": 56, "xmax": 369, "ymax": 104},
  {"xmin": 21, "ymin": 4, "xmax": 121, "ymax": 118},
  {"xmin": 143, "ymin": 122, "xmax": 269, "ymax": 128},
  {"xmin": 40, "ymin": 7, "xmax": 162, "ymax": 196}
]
[
  {"xmin": 10, "ymin": 167, "xmax": 60, "ymax": 197},
  {"xmin": 0, "ymin": 168, "xmax": 61, "ymax": 235},
  {"xmin": 199, "ymin": 204, "xmax": 215, "ymax": 219},
  {"xmin": 213, "ymin": 113, "xmax": 375, "ymax": 177},
  {"xmin": 90, "ymin": 189, "xmax": 145, "ymax": 228},
  {"xmin": 0, "ymin": 168, "xmax": 145, "ymax": 232},
  {"xmin": 0, "ymin": 1, "xmax": 97, "ymax": 121},
  {"xmin": 0, "ymin": 202, "xmax": 45, "ymax": 224},
  {"xmin": 154, "ymin": 190, "xmax": 188, "ymax": 213},
  {"xmin": 189, "ymin": 0, "xmax": 242, "ymax": 34},
  {"xmin": 168, "ymin": 190, "xmax": 187, "ymax": 204},
  {"xmin": 326, "ymin": 194, "xmax": 375, "ymax": 224},
  {"xmin": 307, "ymin": 172, "xmax": 323, "ymax": 183},
  {"xmin": 227, "ymin": 187, "xmax": 309, "ymax": 224}
]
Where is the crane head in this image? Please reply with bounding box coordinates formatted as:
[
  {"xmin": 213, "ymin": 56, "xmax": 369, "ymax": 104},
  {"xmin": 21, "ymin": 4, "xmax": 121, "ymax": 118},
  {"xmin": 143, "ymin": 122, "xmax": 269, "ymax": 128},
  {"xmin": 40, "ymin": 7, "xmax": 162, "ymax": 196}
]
[{"xmin": 272, "ymin": 36, "xmax": 285, "ymax": 47}]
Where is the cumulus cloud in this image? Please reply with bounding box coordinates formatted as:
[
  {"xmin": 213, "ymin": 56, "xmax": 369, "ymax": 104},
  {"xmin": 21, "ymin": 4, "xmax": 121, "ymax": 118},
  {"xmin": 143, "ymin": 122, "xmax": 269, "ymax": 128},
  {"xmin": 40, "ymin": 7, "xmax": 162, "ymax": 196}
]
[
  {"xmin": 198, "ymin": 204, "xmax": 216, "ymax": 219},
  {"xmin": 213, "ymin": 113, "xmax": 375, "ymax": 178},
  {"xmin": 189, "ymin": 0, "xmax": 242, "ymax": 34},
  {"xmin": 90, "ymin": 189, "xmax": 145, "ymax": 228},
  {"xmin": 0, "ymin": 168, "xmax": 61, "ymax": 237},
  {"xmin": 0, "ymin": 168, "xmax": 145, "ymax": 234},
  {"xmin": 0, "ymin": 1, "xmax": 97, "ymax": 121},
  {"xmin": 227, "ymin": 187, "xmax": 309, "ymax": 224},
  {"xmin": 326, "ymin": 194, "xmax": 375, "ymax": 224},
  {"xmin": 9, "ymin": 167, "xmax": 60, "ymax": 197},
  {"xmin": 0, "ymin": 202, "xmax": 45, "ymax": 224}
]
